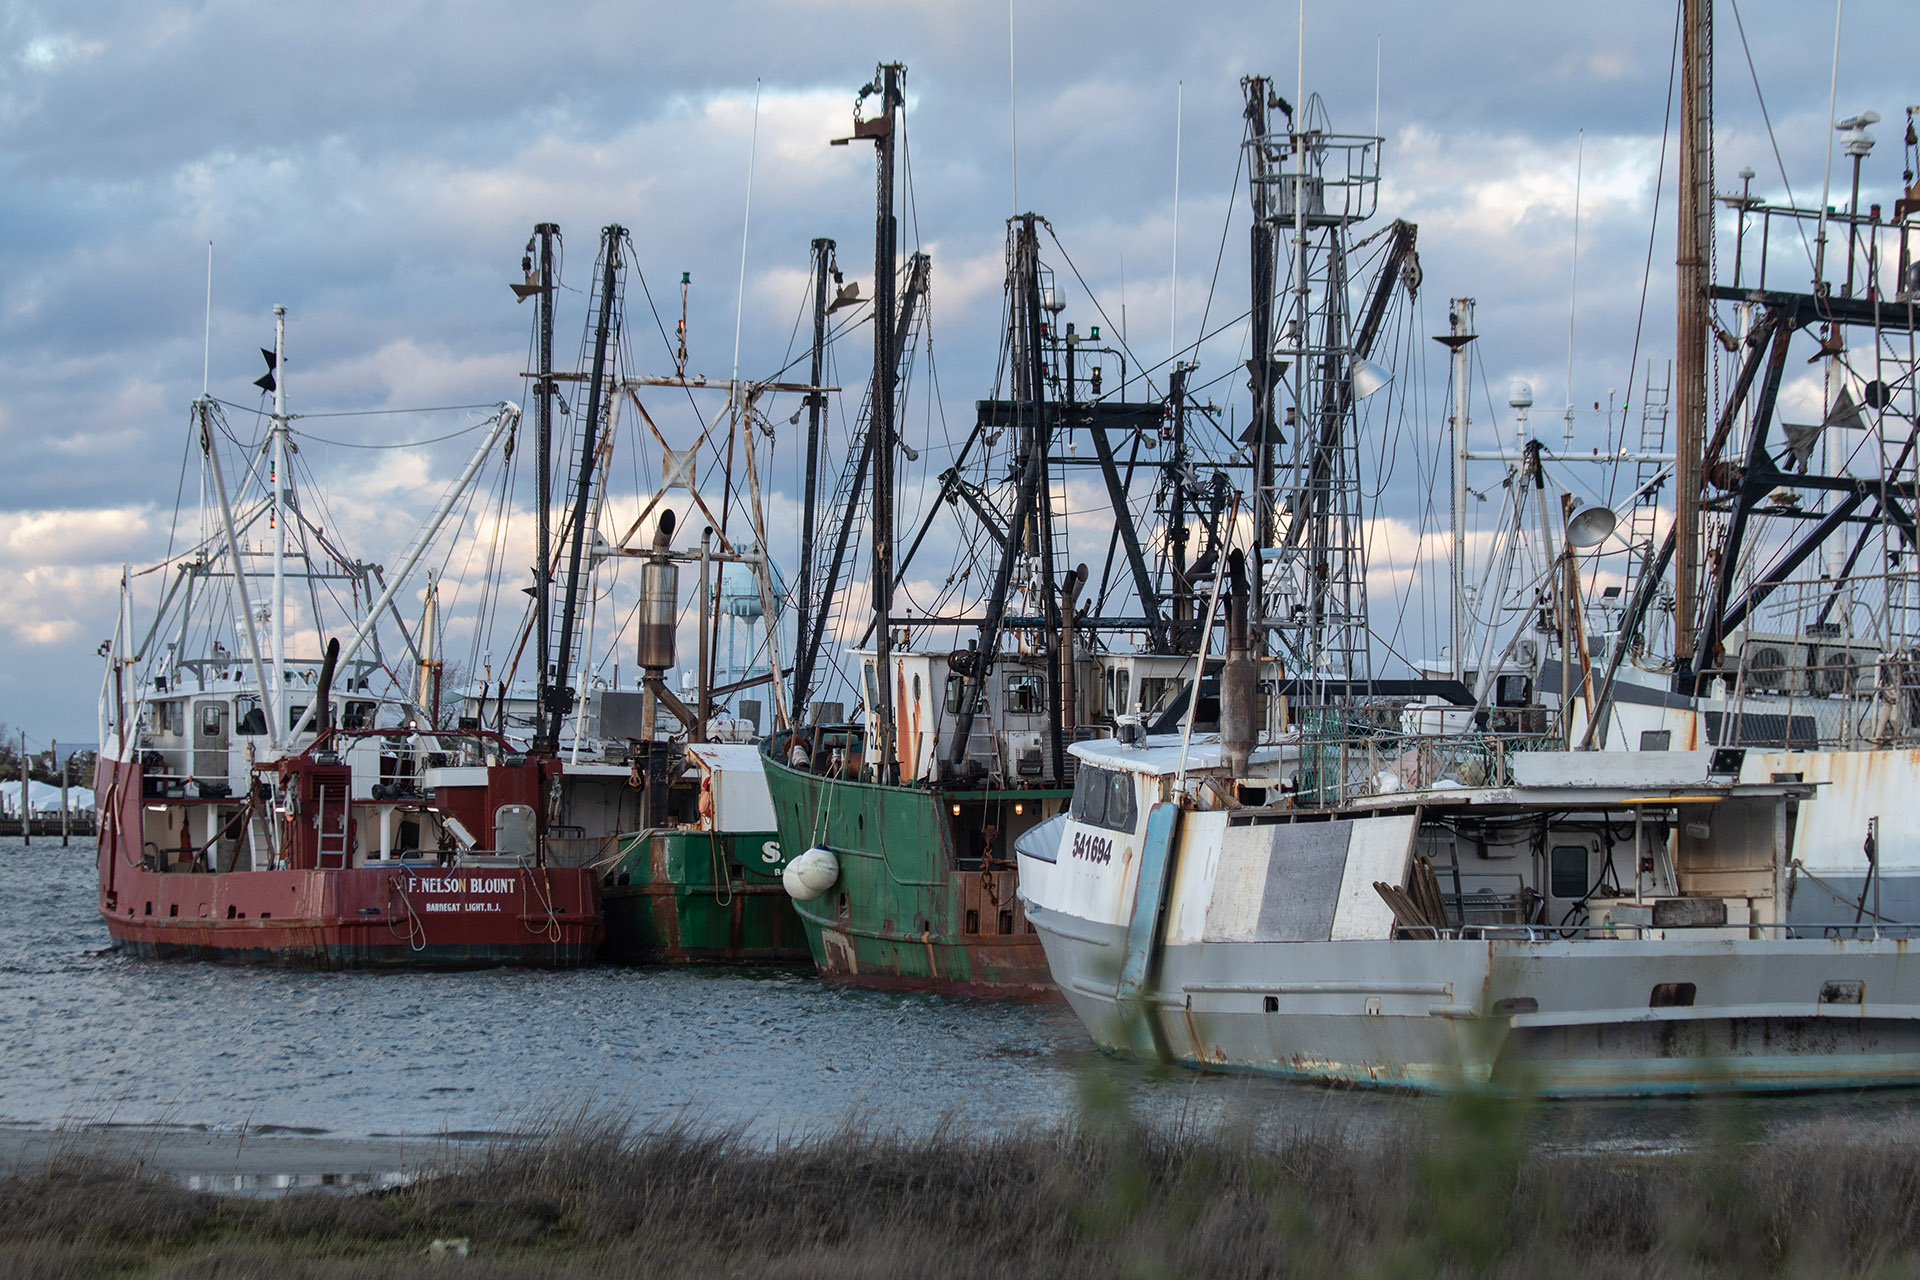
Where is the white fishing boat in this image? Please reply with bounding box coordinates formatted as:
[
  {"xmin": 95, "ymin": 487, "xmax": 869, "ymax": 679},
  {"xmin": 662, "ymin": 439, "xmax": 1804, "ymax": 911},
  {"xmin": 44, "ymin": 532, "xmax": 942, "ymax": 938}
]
[{"xmin": 1018, "ymin": 28, "xmax": 1920, "ymax": 1094}]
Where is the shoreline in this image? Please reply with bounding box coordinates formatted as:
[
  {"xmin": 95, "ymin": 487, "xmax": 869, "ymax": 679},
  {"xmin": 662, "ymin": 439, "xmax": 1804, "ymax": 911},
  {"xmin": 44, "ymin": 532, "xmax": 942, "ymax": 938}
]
[
  {"xmin": 0, "ymin": 1123, "xmax": 493, "ymax": 1193},
  {"xmin": 7, "ymin": 1109, "xmax": 1920, "ymax": 1276}
]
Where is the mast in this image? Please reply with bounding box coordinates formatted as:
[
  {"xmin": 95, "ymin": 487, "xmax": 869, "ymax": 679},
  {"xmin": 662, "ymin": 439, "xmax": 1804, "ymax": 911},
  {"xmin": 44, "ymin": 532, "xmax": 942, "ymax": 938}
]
[
  {"xmin": 1021, "ymin": 216, "xmax": 1066, "ymax": 782},
  {"xmin": 1244, "ymin": 77, "xmax": 1280, "ymax": 640},
  {"xmin": 545, "ymin": 225, "xmax": 624, "ymax": 747},
  {"xmin": 947, "ymin": 215, "xmax": 1058, "ymax": 780},
  {"xmin": 851, "ymin": 64, "xmax": 903, "ymax": 782},
  {"xmin": 793, "ymin": 236, "xmax": 835, "ymax": 718},
  {"xmin": 1437, "ymin": 299, "xmax": 1477, "ymax": 684},
  {"xmin": 529, "ymin": 223, "xmax": 559, "ymax": 753},
  {"xmin": 1167, "ymin": 362, "xmax": 1191, "ymax": 631},
  {"xmin": 1673, "ymin": 0, "xmax": 1712, "ymax": 671},
  {"xmin": 270, "ymin": 304, "xmax": 288, "ymax": 729}
]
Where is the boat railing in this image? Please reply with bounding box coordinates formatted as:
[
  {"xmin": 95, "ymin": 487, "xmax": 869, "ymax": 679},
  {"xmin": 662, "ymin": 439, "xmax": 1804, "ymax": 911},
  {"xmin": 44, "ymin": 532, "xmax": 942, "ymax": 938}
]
[
  {"xmin": 1393, "ymin": 921, "xmax": 1920, "ymax": 942},
  {"xmin": 1732, "ymin": 197, "xmax": 1917, "ymax": 301},
  {"xmin": 1295, "ymin": 711, "xmax": 1562, "ymax": 806},
  {"xmin": 1246, "ymin": 129, "xmax": 1381, "ymax": 228}
]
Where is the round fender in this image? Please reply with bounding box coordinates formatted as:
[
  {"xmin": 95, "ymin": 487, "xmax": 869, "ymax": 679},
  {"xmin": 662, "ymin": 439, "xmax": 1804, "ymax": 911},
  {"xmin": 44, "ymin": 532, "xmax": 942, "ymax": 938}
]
[{"xmin": 782, "ymin": 845, "xmax": 840, "ymax": 901}]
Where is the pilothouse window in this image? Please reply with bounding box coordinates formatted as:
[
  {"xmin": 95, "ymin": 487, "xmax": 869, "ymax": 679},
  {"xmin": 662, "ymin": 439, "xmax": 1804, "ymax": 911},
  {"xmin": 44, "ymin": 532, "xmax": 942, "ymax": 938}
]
[
  {"xmin": 1072, "ymin": 765, "xmax": 1109, "ymax": 827},
  {"xmin": 234, "ymin": 697, "xmax": 266, "ymax": 737},
  {"xmin": 1104, "ymin": 771, "xmax": 1136, "ymax": 832},
  {"xmin": 1005, "ymin": 672, "xmax": 1044, "ymax": 715},
  {"xmin": 1071, "ymin": 765, "xmax": 1138, "ymax": 833}
]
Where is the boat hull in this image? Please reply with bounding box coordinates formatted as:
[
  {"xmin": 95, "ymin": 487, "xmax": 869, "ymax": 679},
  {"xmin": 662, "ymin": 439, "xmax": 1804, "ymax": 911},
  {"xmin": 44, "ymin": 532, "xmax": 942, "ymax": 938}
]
[
  {"xmin": 99, "ymin": 864, "xmax": 601, "ymax": 970},
  {"xmin": 762, "ymin": 752, "xmax": 1061, "ymax": 998},
  {"xmin": 599, "ymin": 828, "xmax": 810, "ymax": 964},
  {"xmin": 97, "ymin": 758, "xmax": 601, "ymax": 970},
  {"xmin": 1028, "ymin": 904, "xmax": 1920, "ymax": 1096}
]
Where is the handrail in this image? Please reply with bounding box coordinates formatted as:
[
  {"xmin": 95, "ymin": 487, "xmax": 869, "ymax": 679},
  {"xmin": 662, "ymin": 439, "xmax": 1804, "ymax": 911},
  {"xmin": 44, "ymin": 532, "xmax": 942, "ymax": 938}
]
[{"xmin": 1396, "ymin": 921, "xmax": 1918, "ymax": 942}]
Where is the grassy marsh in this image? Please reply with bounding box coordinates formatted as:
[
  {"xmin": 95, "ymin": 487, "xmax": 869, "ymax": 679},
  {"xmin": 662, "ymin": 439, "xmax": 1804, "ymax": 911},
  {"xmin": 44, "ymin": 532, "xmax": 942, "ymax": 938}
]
[{"xmin": 8, "ymin": 1091, "xmax": 1920, "ymax": 1278}]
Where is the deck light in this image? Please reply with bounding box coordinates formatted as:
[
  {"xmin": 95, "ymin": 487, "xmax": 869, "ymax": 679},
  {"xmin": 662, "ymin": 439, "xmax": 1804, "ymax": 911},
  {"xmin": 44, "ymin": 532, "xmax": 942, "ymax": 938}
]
[{"xmin": 1349, "ymin": 357, "xmax": 1392, "ymax": 400}]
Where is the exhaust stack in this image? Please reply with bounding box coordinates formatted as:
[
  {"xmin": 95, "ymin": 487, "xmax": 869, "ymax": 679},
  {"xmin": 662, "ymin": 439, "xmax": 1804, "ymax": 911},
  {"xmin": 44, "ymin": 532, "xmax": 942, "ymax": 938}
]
[{"xmin": 1221, "ymin": 550, "xmax": 1257, "ymax": 777}]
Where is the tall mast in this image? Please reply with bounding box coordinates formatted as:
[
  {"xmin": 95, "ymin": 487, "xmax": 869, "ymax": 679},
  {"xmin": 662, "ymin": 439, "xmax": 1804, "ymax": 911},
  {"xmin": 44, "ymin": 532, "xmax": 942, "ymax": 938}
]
[
  {"xmin": 854, "ymin": 64, "xmax": 903, "ymax": 783},
  {"xmin": 545, "ymin": 225, "xmax": 624, "ymax": 747},
  {"xmin": 946, "ymin": 215, "xmax": 1056, "ymax": 779},
  {"xmin": 1167, "ymin": 362, "xmax": 1191, "ymax": 629},
  {"xmin": 1243, "ymin": 77, "xmax": 1279, "ymax": 642},
  {"xmin": 1673, "ymin": 0, "xmax": 1712, "ymax": 670},
  {"xmin": 530, "ymin": 223, "xmax": 559, "ymax": 753},
  {"xmin": 1018, "ymin": 216, "xmax": 1066, "ymax": 782},
  {"xmin": 794, "ymin": 236, "xmax": 835, "ymax": 718},
  {"xmin": 1438, "ymin": 299, "xmax": 1477, "ymax": 684},
  {"xmin": 270, "ymin": 303, "xmax": 288, "ymax": 726}
]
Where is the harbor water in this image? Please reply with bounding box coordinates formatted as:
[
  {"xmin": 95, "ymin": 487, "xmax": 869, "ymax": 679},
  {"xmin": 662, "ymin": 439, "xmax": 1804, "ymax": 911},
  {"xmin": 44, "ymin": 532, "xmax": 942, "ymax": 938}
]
[{"xmin": 7, "ymin": 837, "xmax": 1920, "ymax": 1160}]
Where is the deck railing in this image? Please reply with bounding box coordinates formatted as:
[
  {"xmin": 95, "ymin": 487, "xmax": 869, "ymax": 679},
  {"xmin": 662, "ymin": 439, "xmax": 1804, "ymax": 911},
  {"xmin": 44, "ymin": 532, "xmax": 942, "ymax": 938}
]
[{"xmin": 1295, "ymin": 708, "xmax": 1562, "ymax": 806}]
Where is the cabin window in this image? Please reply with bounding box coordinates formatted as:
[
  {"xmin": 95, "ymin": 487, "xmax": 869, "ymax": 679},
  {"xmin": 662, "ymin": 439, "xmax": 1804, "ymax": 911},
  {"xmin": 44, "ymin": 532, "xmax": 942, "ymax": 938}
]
[
  {"xmin": 1005, "ymin": 672, "xmax": 1044, "ymax": 715},
  {"xmin": 943, "ymin": 677, "xmax": 985, "ymax": 714},
  {"xmin": 1111, "ymin": 670, "xmax": 1130, "ymax": 716},
  {"xmin": 1104, "ymin": 771, "xmax": 1137, "ymax": 832},
  {"xmin": 1071, "ymin": 765, "xmax": 1138, "ymax": 833},
  {"xmin": 234, "ymin": 697, "xmax": 266, "ymax": 736},
  {"xmin": 344, "ymin": 700, "xmax": 377, "ymax": 730},
  {"xmin": 912, "ymin": 674, "xmax": 921, "ymax": 705},
  {"xmin": 1139, "ymin": 678, "xmax": 1171, "ymax": 718},
  {"xmin": 288, "ymin": 703, "xmax": 309, "ymax": 732},
  {"xmin": 200, "ymin": 704, "xmax": 224, "ymax": 737},
  {"xmin": 1549, "ymin": 845, "xmax": 1590, "ymax": 900},
  {"xmin": 1072, "ymin": 765, "xmax": 1109, "ymax": 826},
  {"xmin": 862, "ymin": 663, "xmax": 879, "ymax": 718},
  {"xmin": 154, "ymin": 700, "xmax": 185, "ymax": 734}
]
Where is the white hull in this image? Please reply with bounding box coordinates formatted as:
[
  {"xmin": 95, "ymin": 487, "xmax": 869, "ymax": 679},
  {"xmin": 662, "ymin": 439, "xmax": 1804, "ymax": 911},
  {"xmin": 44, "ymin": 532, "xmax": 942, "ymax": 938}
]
[
  {"xmin": 1028, "ymin": 903, "xmax": 1920, "ymax": 1094},
  {"xmin": 1019, "ymin": 739, "xmax": 1920, "ymax": 1096}
]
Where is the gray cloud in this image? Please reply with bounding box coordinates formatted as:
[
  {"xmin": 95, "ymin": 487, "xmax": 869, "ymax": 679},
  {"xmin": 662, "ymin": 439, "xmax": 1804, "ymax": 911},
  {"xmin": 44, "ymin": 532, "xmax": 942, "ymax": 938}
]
[{"xmin": 0, "ymin": 0, "xmax": 1910, "ymax": 736}]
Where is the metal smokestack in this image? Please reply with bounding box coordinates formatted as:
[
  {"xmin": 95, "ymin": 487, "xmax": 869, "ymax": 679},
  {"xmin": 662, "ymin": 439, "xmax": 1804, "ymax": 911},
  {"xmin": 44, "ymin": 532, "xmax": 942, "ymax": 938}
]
[
  {"xmin": 1221, "ymin": 549, "xmax": 1257, "ymax": 778},
  {"xmin": 638, "ymin": 511, "xmax": 679, "ymax": 672}
]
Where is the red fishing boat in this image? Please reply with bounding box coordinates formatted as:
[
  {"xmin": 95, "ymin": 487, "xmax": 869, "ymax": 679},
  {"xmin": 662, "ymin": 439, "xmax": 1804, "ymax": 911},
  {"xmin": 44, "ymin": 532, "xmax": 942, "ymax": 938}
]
[
  {"xmin": 96, "ymin": 725, "xmax": 599, "ymax": 968},
  {"xmin": 95, "ymin": 308, "xmax": 600, "ymax": 968}
]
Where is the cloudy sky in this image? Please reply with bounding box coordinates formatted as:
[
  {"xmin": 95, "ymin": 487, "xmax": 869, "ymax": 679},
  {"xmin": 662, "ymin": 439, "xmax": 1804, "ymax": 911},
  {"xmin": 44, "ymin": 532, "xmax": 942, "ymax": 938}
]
[{"xmin": 1, "ymin": 0, "xmax": 1910, "ymax": 745}]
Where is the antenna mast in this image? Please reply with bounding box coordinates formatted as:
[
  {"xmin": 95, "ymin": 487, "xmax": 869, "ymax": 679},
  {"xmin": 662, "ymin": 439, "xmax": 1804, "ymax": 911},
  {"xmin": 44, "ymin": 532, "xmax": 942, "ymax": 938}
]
[
  {"xmin": 270, "ymin": 304, "xmax": 288, "ymax": 725},
  {"xmin": 1673, "ymin": 0, "xmax": 1712, "ymax": 669},
  {"xmin": 527, "ymin": 223, "xmax": 559, "ymax": 754},
  {"xmin": 846, "ymin": 63, "xmax": 905, "ymax": 782}
]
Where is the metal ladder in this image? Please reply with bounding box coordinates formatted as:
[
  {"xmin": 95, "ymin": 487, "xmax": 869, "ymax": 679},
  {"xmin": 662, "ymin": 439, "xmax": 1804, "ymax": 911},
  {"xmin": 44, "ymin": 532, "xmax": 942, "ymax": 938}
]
[
  {"xmin": 314, "ymin": 780, "xmax": 350, "ymax": 869},
  {"xmin": 810, "ymin": 265, "xmax": 931, "ymax": 663},
  {"xmin": 247, "ymin": 809, "xmax": 275, "ymax": 871},
  {"xmin": 1622, "ymin": 360, "xmax": 1672, "ymax": 630},
  {"xmin": 549, "ymin": 247, "xmax": 622, "ymax": 683}
]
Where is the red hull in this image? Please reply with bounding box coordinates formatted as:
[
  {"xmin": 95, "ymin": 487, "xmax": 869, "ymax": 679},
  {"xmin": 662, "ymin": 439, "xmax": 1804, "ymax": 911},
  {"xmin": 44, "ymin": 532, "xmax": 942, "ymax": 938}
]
[
  {"xmin": 96, "ymin": 759, "xmax": 601, "ymax": 970},
  {"xmin": 101, "ymin": 863, "xmax": 601, "ymax": 969}
]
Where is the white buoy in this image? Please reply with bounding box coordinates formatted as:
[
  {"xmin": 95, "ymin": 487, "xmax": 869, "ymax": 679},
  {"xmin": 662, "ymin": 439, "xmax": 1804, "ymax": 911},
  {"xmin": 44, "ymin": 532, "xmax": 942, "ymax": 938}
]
[{"xmin": 783, "ymin": 845, "xmax": 840, "ymax": 901}]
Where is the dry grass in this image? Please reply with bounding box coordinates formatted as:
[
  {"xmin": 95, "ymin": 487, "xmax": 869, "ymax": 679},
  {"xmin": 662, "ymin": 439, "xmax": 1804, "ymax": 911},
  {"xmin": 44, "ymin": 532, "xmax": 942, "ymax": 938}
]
[{"xmin": 7, "ymin": 1094, "xmax": 1920, "ymax": 1278}]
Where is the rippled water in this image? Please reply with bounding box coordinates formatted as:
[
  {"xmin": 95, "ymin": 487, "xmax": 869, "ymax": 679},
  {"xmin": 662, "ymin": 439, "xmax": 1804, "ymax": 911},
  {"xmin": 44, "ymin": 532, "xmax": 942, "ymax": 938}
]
[{"xmin": 6, "ymin": 835, "xmax": 1920, "ymax": 1152}]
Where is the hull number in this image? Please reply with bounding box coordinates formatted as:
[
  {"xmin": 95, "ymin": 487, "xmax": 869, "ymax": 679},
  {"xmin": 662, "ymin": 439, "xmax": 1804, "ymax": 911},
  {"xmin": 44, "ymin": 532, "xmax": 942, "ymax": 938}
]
[{"xmin": 1071, "ymin": 831, "xmax": 1113, "ymax": 865}]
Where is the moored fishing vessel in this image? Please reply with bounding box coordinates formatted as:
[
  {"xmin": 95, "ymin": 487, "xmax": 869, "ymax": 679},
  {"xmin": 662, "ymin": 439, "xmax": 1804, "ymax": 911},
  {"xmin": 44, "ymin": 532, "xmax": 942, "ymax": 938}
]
[
  {"xmin": 1021, "ymin": 34, "xmax": 1920, "ymax": 1094},
  {"xmin": 467, "ymin": 222, "xmax": 823, "ymax": 965},
  {"xmin": 96, "ymin": 311, "xmax": 600, "ymax": 968},
  {"xmin": 765, "ymin": 64, "xmax": 1241, "ymax": 996}
]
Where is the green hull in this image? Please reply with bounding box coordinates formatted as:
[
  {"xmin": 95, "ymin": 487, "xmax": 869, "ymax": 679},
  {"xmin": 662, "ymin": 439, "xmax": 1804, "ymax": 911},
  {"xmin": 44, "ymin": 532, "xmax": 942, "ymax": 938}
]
[
  {"xmin": 600, "ymin": 828, "xmax": 811, "ymax": 965},
  {"xmin": 762, "ymin": 750, "xmax": 1064, "ymax": 998}
]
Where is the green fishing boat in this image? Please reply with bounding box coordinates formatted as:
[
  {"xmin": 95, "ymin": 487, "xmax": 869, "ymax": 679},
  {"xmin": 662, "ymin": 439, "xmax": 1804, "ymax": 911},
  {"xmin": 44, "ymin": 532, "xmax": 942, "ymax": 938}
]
[
  {"xmin": 473, "ymin": 222, "xmax": 827, "ymax": 966},
  {"xmin": 764, "ymin": 64, "xmax": 1226, "ymax": 997},
  {"xmin": 764, "ymin": 721, "xmax": 1065, "ymax": 996},
  {"xmin": 601, "ymin": 744, "xmax": 808, "ymax": 964}
]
